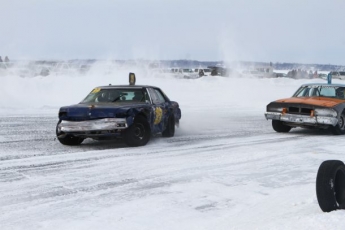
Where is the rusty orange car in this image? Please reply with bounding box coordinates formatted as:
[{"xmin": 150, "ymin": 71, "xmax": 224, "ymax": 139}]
[{"xmin": 265, "ymin": 83, "xmax": 345, "ymax": 134}]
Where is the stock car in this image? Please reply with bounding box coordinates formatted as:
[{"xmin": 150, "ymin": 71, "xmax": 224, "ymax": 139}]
[
  {"xmin": 265, "ymin": 83, "xmax": 345, "ymax": 134},
  {"xmin": 56, "ymin": 74, "xmax": 181, "ymax": 147}
]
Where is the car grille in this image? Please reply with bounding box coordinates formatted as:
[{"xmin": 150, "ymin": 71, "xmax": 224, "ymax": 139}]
[{"xmin": 288, "ymin": 107, "xmax": 313, "ymax": 115}]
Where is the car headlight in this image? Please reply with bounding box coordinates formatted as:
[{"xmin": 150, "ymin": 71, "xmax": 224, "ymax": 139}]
[
  {"xmin": 267, "ymin": 107, "xmax": 284, "ymax": 112},
  {"xmin": 314, "ymin": 108, "xmax": 337, "ymax": 117}
]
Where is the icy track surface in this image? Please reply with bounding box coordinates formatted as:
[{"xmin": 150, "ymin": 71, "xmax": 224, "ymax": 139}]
[{"xmin": 1, "ymin": 69, "xmax": 344, "ymax": 230}]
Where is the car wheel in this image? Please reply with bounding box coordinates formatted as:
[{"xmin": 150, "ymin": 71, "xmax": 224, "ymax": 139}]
[
  {"xmin": 162, "ymin": 114, "xmax": 175, "ymax": 137},
  {"xmin": 124, "ymin": 116, "xmax": 151, "ymax": 147},
  {"xmin": 272, "ymin": 120, "xmax": 291, "ymax": 133},
  {"xmin": 316, "ymin": 160, "xmax": 345, "ymax": 212},
  {"xmin": 56, "ymin": 122, "xmax": 84, "ymax": 146},
  {"xmin": 330, "ymin": 113, "xmax": 345, "ymax": 135}
]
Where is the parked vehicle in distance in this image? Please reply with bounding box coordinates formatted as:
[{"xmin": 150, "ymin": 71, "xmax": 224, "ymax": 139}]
[
  {"xmin": 275, "ymin": 72, "xmax": 287, "ymax": 78},
  {"xmin": 329, "ymin": 71, "xmax": 345, "ymax": 80}
]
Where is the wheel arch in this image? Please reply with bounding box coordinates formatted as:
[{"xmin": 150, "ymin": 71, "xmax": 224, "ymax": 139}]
[{"xmin": 126, "ymin": 108, "xmax": 151, "ymax": 127}]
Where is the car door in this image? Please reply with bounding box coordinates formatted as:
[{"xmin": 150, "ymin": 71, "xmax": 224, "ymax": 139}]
[{"xmin": 147, "ymin": 87, "xmax": 168, "ymax": 133}]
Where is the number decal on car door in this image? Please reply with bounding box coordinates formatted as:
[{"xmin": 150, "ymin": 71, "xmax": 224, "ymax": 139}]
[{"xmin": 154, "ymin": 107, "xmax": 163, "ymax": 124}]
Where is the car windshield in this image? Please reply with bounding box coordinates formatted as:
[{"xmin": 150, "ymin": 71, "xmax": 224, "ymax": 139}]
[
  {"xmin": 81, "ymin": 88, "xmax": 148, "ymax": 103},
  {"xmin": 293, "ymin": 85, "xmax": 345, "ymax": 99}
]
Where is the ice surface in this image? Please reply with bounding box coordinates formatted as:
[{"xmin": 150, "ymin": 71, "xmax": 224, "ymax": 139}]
[{"xmin": 0, "ymin": 66, "xmax": 344, "ymax": 230}]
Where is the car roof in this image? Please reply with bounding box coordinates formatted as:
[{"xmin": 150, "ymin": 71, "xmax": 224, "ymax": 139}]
[
  {"xmin": 301, "ymin": 83, "xmax": 345, "ymax": 87},
  {"xmin": 95, "ymin": 85, "xmax": 159, "ymax": 89}
]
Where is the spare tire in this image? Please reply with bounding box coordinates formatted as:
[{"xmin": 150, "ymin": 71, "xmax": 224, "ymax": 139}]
[{"xmin": 316, "ymin": 160, "xmax": 345, "ymax": 212}]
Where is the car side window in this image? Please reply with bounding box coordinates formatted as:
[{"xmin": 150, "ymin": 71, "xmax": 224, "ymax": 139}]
[
  {"xmin": 154, "ymin": 89, "xmax": 166, "ymax": 103},
  {"xmin": 148, "ymin": 88, "xmax": 159, "ymax": 104},
  {"xmin": 143, "ymin": 89, "xmax": 150, "ymax": 102},
  {"xmin": 148, "ymin": 88, "xmax": 165, "ymax": 105},
  {"xmin": 320, "ymin": 87, "xmax": 335, "ymax": 97}
]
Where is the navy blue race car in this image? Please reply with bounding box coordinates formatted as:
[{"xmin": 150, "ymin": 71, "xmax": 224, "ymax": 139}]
[{"xmin": 56, "ymin": 80, "xmax": 181, "ymax": 147}]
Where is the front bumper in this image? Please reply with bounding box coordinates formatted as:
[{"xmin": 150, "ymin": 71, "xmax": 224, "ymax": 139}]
[
  {"xmin": 265, "ymin": 112, "xmax": 338, "ymax": 126},
  {"xmin": 58, "ymin": 118, "xmax": 128, "ymax": 132}
]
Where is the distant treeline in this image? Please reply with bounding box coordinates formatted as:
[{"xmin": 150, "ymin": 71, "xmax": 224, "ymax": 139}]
[{"xmin": 7, "ymin": 59, "xmax": 345, "ymax": 71}]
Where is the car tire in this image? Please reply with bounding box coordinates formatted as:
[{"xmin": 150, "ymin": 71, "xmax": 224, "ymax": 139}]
[
  {"xmin": 316, "ymin": 160, "xmax": 345, "ymax": 212},
  {"xmin": 124, "ymin": 116, "xmax": 151, "ymax": 147},
  {"xmin": 330, "ymin": 113, "xmax": 345, "ymax": 135},
  {"xmin": 162, "ymin": 114, "xmax": 175, "ymax": 137},
  {"xmin": 272, "ymin": 120, "xmax": 291, "ymax": 133},
  {"xmin": 56, "ymin": 122, "xmax": 84, "ymax": 146}
]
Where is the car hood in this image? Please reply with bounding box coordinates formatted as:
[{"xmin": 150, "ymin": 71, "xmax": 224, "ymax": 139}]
[
  {"xmin": 275, "ymin": 97, "xmax": 344, "ymax": 107},
  {"xmin": 59, "ymin": 103, "xmax": 149, "ymax": 121}
]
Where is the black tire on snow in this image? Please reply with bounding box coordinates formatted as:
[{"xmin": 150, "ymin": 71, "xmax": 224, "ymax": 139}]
[
  {"xmin": 56, "ymin": 122, "xmax": 84, "ymax": 146},
  {"xmin": 272, "ymin": 120, "xmax": 291, "ymax": 133},
  {"xmin": 162, "ymin": 114, "xmax": 175, "ymax": 137},
  {"xmin": 316, "ymin": 160, "xmax": 345, "ymax": 212},
  {"xmin": 330, "ymin": 113, "xmax": 345, "ymax": 135},
  {"xmin": 124, "ymin": 116, "xmax": 151, "ymax": 147}
]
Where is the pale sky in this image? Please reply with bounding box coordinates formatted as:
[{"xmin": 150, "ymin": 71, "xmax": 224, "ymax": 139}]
[{"xmin": 1, "ymin": 0, "xmax": 345, "ymax": 64}]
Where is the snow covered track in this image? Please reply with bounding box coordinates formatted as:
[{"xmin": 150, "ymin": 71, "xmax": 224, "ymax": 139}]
[
  {"xmin": 1, "ymin": 74, "xmax": 345, "ymax": 229},
  {"xmin": 1, "ymin": 111, "xmax": 344, "ymax": 230}
]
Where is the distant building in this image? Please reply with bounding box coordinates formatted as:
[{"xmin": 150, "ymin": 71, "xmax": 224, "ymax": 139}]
[
  {"xmin": 0, "ymin": 56, "xmax": 3, "ymax": 62},
  {"xmin": 4, "ymin": 56, "xmax": 9, "ymax": 62}
]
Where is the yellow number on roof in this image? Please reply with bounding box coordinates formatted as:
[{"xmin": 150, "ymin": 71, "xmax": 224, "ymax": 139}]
[{"xmin": 91, "ymin": 88, "xmax": 101, "ymax": 93}]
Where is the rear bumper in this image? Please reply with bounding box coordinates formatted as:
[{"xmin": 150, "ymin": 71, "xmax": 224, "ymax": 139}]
[
  {"xmin": 265, "ymin": 112, "xmax": 338, "ymax": 126},
  {"xmin": 58, "ymin": 118, "xmax": 128, "ymax": 132}
]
